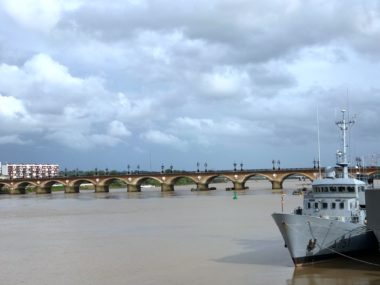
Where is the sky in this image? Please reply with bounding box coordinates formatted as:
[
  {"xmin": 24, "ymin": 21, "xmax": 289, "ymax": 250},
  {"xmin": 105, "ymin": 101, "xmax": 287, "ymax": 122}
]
[{"xmin": 0, "ymin": 0, "xmax": 380, "ymax": 172}]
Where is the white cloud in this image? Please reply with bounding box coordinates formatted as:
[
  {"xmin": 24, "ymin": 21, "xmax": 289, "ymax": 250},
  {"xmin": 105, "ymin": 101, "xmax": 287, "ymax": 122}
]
[
  {"xmin": 0, "ymin": 94, "xmax": 28, "ymax": 119},
  {"xmin": 108, "ymin": 120, "xmax": 131, "ymax": 137},
  {"xmin": 0, "ymin": 0, "xmax": 83, "ymax": 33},
  {"xmin": 1, "ymin": 0, "xmax": 62, "ymax": 32},
  {"xmin": 201, "ymin": 67, "xmax": 249, "ymax": 98}
]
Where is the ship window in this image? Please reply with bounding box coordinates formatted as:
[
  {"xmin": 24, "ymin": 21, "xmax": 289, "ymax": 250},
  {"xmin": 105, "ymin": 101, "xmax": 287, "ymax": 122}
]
[
  {"xmin": 338, "ymin": 186, "xmax": 345, "ymax": 192},
  {"xmin": 322, "ymin": 203, "xmax": 328, "ymax": 209},
  {"xmin": 330, "ymin": 186, "xmax": 337, "ymax": 192},
  {"xmin": 307, "ymin": 202, "xmax": 311, "ymax": 209},
  {"xmin": 339, "ymin": 202, "xmax": 344, "ymax": 209},
  {"xmin": 314, "ymin": 202, "xmax": 319, "ymax": 209},
  {"xmin": 331, "ymin": 202, "xmax": 336, "ymax": 209},
  {"xmin": 348, "ymin": 186, "xmax": 355, "ymax": 192}
]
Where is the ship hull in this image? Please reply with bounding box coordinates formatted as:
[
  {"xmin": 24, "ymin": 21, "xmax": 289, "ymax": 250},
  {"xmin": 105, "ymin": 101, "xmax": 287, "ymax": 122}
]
[{"xmin": 272, "ymin": 213, "xmax": 377, "ymax": 266}]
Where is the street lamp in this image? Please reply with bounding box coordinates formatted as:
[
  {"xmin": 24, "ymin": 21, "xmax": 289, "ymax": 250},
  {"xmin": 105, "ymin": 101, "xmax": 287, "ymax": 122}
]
[
  {"xmin": 105, "ymin": 168, "xmax": 109, "ymax": 175},
  {"xmin": 170, "ymin": 165, "xmax": 173, "ymax": 173},
  {"xmin": 233, "ymin": 162, "xmax": 237, "ymax": 172},
  {"xmin": 95, "ymin": 167, "xmax": 98, "ymax": 176},
  {"xmin": 64, "ymin": 168, "xmax": 67, "ymax": 177},
  {"xmin": 313, "ymin": 159, "xmax": 316, "ymax": 169},
  {"xmin": 272, "ymin": 159, "xmax": 275, "ymax": 170},
  {"xmin": 137, "ymin": 165, "xmax": 140, "ymax": 174},
  {"xmin": 197, "ymin": 162, "xmax": 200, "ymax": 173},
  {"xmin": 161, "ymin": 164, "xmax": 164, "ymax": 174},
  {"xmin": 204, "ymin": 162, "xmax": 208, "ymax": 172},
  {"xmin": 240, "ymin": 162, "xmax": 243, "ymax": 171},
  {"xmin": 75, "ymin": 168, "xmax": 79, "ymax": 176},
  {"xmin": 127, "ymin": 164, "xmax": 130, "ymax": 174},
  {"xmin": 277, "ymin": 160, "xmax": 281, "ymax": 170}
]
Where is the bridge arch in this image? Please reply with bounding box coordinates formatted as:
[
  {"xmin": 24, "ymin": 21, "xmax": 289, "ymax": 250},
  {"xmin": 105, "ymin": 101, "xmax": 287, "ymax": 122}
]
[
  {"xmin": 280, "ymin": 172, "xmax": 315, "ymax": 182},
  {"xmin": 279, "ymin": 172, "xmax": 314, "ymax": 191},
  {"xmin": 241, "ymin": 173, "xmax": 274, "ymax": 190},
  {"xmin": 368, "ymin": 171, "xmax": 380, "ymax": 187},
  {"xmin": 12, "ymin": 181, "xmax": 39, "ymax": 194},
  {"xmin": 0, "ymin": 182, "xmax": 10, "ymax": 193},
  {"xmin": 101, "ymin": 177, "xmax": 129, "ymax": 186},
  {"xmin": 69, "ymin": 178, "xmax": 97, "ymax": 193},
  {"xmin": 127, "ymin": 176, "xmax": 162, "ymax": 192},
  {"xmin": 100, "ymin": 177, "xmax": 128, "ymax": 192},
  {"xmin": 38, "ymin": 180, "xmax": 67, "ymax": 193},
  {"xmin": 135, "ymin": 177, "xmax": 162, "ymax": 186},
  {"xmin": 242, "ymin": 173, "xmax": 273, "ymax": 183},
  {"xmin": 204, "ymin": 175, "xmax": 234, "ymax": 185},
  {"xmin": 368, "ymin": 171, "xmax": 380, "ymax": 178},
  {"xmin": 167, "ymin": 176, "xmax": 198, "ymax": 191},
  {"xmin": 203, "ymin": 175, "xmax": 235, "ymax": 190}
]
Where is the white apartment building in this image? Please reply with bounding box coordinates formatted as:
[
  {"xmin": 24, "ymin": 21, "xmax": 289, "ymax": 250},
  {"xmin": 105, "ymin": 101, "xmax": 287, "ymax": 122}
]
[{"xmin": 0, "ymin": 162, "xmax": 60, "ymax": 179}]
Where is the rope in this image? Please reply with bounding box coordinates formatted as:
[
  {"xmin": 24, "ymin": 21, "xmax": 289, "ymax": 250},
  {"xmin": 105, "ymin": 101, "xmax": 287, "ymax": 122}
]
[{"xmin": 284, "ymin": 221, "xmax": 380, "ymax": 267}]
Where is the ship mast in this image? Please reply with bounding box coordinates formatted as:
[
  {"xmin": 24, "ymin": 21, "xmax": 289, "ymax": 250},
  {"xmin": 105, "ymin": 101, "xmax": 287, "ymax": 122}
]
[{"xmin": 335, "ymin": 109, "xmax": 354, "ymax": 179}]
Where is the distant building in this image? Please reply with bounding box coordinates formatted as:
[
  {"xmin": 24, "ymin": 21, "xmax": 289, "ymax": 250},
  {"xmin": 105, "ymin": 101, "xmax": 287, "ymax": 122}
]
[{"xmin": 0, "ymin": 163, "xmax": 60, "ymax": 179}]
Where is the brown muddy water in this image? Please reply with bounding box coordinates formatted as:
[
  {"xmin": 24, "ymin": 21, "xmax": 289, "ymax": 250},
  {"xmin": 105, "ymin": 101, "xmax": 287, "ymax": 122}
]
[{"xmin": 0, "ymin": 180, "xmax": 379, "ymax": 285}]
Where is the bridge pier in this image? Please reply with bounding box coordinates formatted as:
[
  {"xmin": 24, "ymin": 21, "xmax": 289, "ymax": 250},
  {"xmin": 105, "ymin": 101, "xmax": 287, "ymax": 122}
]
[
  {"xmin": 127, "ymin": 184, "xmax": 141, "ymax": 192},
  {"xmin": 196, "ymin": 183, "xmax": 209, "ymax": 191},
  {"xmin": 36, "ymin": 186, "xmax": 52, "ymax": 194},
  {"xmin": 271, "ymin": 180, "xmax": 283, "ymax": 190},
  {"xmin": 95, "ymin": 185, "xmax": 109, "ymax": 193},
  {"xmin": 232, "ymin": 181, "xmax": 247, "ymax": 190},
  {"xmin": 161, "ymin": 183, "xmax": 174, "ymax": 192},
  {"xmin": 64, "ymin": 185, "xmax": 79, "ymax": 193}
]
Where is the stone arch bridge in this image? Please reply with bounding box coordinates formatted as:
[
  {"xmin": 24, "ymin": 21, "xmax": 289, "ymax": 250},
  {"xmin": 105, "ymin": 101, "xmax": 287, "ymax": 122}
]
[{"xmin": 1, "ymin": 167, "xmax": 379, "ymax": 195}]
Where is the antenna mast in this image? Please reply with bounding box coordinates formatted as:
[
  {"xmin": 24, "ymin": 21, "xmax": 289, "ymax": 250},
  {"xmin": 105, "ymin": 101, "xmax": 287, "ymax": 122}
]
[
  {"xmin": 317, "ymin": 107, "xmax": 322, "ymax": 178},
  {"xmin": 335, "ymin": 109, "xmax": 355, "ymax": 179}
]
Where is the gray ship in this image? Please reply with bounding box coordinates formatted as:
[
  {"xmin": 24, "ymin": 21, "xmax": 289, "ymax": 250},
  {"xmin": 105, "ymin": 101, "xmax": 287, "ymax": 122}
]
[{"xmin": 273, "ymin": 110, "xmax": 377, "ymax": 266}]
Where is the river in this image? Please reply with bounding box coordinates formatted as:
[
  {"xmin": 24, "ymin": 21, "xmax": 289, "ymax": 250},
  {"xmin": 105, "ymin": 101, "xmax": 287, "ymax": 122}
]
[{"xmin": 0, "ymin": 180, "xmax": 379, "ymax": 285}]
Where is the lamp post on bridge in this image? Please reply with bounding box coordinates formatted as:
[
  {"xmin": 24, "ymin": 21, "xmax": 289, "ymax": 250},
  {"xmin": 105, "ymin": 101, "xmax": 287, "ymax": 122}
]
[
  {"xmin": 204, "ymin": 162, "xmax": 208, "ymax": 172},
  {"xmin": 170, "ymin": 165, "xmax": 173, "ymax": 173},
  {"xmin": 233, "ymin": 162, "xmax": 237, "ymax": 172},
  {"xmin": 272, "ymin": 159, "xmax": 275, "ymax": 170},
  {"xmin": 240, "ymin": 162, "xmax": 243, "ymax": 171},
  {"xmin": 95, "ymin": 168, "xmax": 98, "ymax": 176},
  {"xmin": 161, "ymin": 164, "xmax": 164, "ymax": 174},
  {"xmin": 127, "ymin": 164, "xmax": 130, "ymax": 174},
  {"xmin": 105, "ymin": 168, "xmax": 109, "ymax": 175},
  {"xmin": 277, "ymin": 160, "xmax": 281, "ymax": 170},
  {"xmin": 196, "ymin": 162, "xmax": 200, "ymax": 173},
  {"xmin": 313, "ymin": 159, "xmax": 316, "ymax": 169},
  {"xmin": 137, "ymin": 165, "xmax": 140, "ymax": 174}
]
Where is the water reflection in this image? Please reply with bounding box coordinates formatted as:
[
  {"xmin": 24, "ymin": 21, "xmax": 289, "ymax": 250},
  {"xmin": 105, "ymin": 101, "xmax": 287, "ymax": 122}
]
[{"xmin": 288, "ymin": 254, "xmax": 380, "ymax": 285}]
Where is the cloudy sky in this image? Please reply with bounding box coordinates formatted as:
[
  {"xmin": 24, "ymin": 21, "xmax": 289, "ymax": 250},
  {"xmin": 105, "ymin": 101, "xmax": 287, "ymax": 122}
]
[{"xmin": 0, "ymin": 0, "xmax": 379, "ymax": 172}]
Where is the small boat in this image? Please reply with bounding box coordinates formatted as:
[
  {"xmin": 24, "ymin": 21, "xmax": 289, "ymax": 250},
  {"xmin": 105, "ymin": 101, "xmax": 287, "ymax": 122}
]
[{"xmin": 272, "ymin": 109, "xmax": 378, "ymax": 266}]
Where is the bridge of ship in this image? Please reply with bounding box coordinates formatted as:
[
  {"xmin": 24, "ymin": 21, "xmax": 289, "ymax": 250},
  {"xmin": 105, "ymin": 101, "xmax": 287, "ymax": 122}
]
[{"xmin": 0, "ymin": 167, "xmax": 379, "ymax": 195}]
